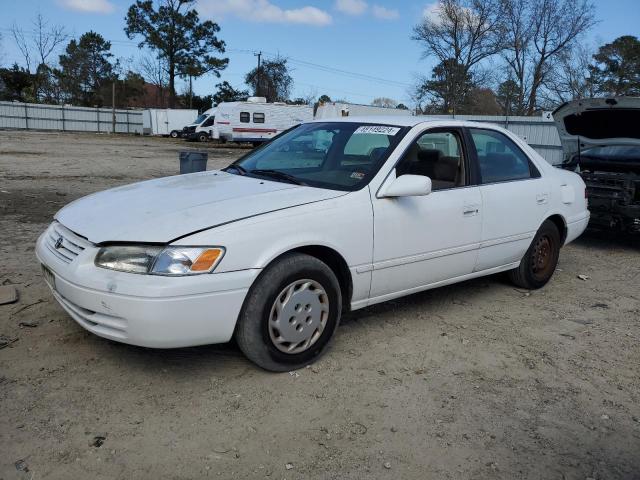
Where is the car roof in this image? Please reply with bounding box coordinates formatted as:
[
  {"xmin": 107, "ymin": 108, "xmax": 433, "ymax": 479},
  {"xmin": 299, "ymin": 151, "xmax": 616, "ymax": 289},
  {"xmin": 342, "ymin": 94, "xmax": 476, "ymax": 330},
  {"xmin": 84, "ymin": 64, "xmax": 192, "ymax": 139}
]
[{"xmin": 309, "ymin": 115, "xmax": 488, "ymax": 128}]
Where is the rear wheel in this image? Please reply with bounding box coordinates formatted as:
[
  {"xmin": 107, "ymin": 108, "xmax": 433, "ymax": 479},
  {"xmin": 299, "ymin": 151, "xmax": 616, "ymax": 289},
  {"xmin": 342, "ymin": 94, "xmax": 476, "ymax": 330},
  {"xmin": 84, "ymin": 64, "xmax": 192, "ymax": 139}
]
[
  {"xmin": 235, "ymin": 253, "xmax": 342, "ymax": 372},
  {"xmin": 508, "ymin": 220, "xmax": 561, "ymax": 289},
  {"xmin": 170, "ymin": 130, "xmax": 180, "ymax": 138}
]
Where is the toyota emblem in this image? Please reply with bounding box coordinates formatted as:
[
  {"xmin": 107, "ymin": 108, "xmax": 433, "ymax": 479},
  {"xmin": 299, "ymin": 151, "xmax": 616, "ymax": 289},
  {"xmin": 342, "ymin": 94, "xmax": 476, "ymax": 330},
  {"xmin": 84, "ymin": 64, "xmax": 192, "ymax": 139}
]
[{"xmin": 54, "ymin": 236, "xmax": 63, "ymax": 249}]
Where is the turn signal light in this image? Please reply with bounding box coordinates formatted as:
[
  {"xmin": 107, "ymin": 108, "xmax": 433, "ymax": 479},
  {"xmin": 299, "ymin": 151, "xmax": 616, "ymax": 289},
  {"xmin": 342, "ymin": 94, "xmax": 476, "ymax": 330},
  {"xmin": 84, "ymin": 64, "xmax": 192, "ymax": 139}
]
[{"xmin": 191, "ymin": 249, "xmax": 224, "ymax": 272}]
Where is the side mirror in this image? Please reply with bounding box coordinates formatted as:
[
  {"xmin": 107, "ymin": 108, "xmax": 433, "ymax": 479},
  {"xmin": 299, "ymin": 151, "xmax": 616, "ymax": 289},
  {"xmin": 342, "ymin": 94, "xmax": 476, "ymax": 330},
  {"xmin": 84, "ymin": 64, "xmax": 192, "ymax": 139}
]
[{"xmin": 380, "ymin": 174, "xmax": 432, "ymax": 198}]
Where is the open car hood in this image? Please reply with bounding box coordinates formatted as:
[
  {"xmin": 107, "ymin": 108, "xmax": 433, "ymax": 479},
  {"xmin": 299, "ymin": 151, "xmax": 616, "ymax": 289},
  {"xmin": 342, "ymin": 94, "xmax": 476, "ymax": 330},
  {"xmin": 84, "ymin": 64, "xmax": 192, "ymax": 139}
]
[{"xmin": 553, "ymin": 97, "xmax": 640, "ymax": 163}]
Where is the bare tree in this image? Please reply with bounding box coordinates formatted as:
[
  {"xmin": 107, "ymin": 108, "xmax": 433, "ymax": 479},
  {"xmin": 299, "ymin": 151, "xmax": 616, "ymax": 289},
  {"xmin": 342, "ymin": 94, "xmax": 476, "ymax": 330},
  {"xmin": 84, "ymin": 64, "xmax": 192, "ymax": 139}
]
[
  {"xmin": 500, "ymin": 0, "xmax": 596, "ymax": 114},
  {"xmin": 540, "ymin": 44, "xmax": 596, "ymax": 107},
  {"xmin": 499, "ymin": 0, "xmax": 531, "ymax": 114},
  {"xmin": 11, "ymin": 26, "xmax": 33, "ymax": 72},
  {"xmin": 12, "ymin": 14, "xmax": 67, "ymax": 71},
  {"xmin": 11, "ymin": 14, "xmax": 68, "ymax": 102},
  {"xmin": 413, "ymin": 0, "xmax": 503, "ymax": 74},
  {"xmin": 412, "ymin": 0, "xmax": 504, "ymax": 112},
  {"xmin": 138, "ymin": 53, "xmax": 169, "ymax": 105}
]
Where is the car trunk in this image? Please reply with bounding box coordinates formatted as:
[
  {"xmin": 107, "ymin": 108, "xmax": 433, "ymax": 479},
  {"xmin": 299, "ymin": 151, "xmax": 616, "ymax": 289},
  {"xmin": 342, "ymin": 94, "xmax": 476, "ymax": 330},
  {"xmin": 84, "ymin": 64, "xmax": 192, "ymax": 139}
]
[{"xmin": 553, "ymin": 97, "xmax": 640, "ymax": 232}]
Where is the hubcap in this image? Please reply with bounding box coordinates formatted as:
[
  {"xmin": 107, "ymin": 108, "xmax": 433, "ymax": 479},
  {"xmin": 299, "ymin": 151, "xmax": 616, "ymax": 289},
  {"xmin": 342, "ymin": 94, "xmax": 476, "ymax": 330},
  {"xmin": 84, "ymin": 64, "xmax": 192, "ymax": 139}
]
[
  {"xmin": 268, "ymin": 279, "xmax": 329, "ymax": 354},
  {"xmin": 531, "ymin": 234, "xmax": 554, "ymax": 278}
]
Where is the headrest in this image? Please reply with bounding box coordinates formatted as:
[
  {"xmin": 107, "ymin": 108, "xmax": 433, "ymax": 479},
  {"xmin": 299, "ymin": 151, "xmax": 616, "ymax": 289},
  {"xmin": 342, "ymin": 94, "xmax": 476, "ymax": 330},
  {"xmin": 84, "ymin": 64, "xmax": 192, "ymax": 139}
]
[
  {"xmin": 369, "ymin": 147, "xmax": 387, "ymax": 162},
  {"xmin": 417, "ymin": 148, "xmax": 441, "ymax": 163},
  {"xmin": 487, "ymin": 153, "xmax": 516, "ymax": 169},
  {"xmin": 434, "ymin": 156, "xmax": 459, "ymax": 182}
]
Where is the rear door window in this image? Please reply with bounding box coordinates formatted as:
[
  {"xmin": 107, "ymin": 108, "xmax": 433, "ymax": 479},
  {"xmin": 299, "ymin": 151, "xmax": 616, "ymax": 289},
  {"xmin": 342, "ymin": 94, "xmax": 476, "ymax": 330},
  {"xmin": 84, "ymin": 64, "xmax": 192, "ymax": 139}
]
[{"xmin": 469, "ymin": 129, "xmax": 539, "ymax": 184}]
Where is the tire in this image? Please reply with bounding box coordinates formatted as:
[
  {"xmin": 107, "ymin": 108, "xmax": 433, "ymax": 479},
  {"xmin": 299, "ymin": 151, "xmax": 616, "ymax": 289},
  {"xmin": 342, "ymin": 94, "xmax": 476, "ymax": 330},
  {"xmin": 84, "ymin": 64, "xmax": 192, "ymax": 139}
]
[
  {"xmin": 235, "ymin": 253, "xmax": 342, "ymax": 372},
  {"xmin": 508, "ymin": 220, "xmax": 561, "ymax": 289},
  {"xmin": 197, "ymin": 132, "xmax": 209, "ymax": 142},
  {"xmin": 170, "ymin": 130, "xmax": 179, "ymax": 138}
]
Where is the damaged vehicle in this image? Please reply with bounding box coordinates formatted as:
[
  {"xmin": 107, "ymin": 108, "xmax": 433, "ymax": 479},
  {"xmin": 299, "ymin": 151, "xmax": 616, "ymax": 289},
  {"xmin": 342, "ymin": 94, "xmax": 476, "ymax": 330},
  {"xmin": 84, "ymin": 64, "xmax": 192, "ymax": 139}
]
[
  {"xmin": 555, "ymin": 97, "xmax": 640, "ymax": 233},
  {"xmin": 36, "ymin": 117, "xmax": 589, "ymax": 371}
]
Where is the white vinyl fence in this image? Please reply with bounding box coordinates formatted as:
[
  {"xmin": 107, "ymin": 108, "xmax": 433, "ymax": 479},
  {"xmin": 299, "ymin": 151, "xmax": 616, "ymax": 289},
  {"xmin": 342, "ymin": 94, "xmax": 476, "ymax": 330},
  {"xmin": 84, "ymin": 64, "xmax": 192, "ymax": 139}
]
[
  {"xmin": 429, "ymin": 114, "xmax": 563, "ymax": 164},
  {"xmin": 0, "ymin": 101, "xmax": 143, "ymax": 134}
]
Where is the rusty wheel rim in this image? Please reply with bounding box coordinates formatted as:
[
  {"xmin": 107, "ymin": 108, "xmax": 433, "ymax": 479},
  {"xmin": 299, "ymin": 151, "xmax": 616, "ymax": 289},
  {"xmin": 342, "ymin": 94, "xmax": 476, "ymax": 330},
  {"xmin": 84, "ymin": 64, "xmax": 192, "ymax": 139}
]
[{"xmin": 530, "ymin": 234, "xmax": 555, "ymax": 280}]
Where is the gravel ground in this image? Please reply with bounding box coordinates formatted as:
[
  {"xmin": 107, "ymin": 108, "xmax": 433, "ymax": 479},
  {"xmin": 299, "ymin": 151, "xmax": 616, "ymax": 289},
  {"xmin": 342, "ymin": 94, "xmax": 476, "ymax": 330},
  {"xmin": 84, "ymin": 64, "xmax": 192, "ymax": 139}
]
[{"xmin": 0, "ymin": 130, "xmax": 639, "ymax": 480}]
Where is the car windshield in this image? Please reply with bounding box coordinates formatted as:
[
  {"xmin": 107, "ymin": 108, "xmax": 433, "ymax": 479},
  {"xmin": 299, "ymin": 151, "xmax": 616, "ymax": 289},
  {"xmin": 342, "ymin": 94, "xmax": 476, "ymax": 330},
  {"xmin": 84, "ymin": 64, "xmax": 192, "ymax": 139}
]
[
  {"xmin": 227, "ymin": 122, "xmax": 407, "ymax": 191},
  {"xmin": 194, "ymin": 114, "xmax": 208, "ymax": 124}
]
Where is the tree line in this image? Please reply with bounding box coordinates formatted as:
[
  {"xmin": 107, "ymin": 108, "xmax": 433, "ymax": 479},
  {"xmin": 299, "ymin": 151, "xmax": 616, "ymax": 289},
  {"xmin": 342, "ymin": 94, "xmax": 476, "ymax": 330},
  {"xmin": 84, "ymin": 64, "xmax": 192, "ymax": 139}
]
[
  {"xmin": 0, "ymin": 0, "xmax": 638, "ymax": 114},
  {"xmin": 412, "ymin": 0, "xmax": 640, "ymax": 115}
]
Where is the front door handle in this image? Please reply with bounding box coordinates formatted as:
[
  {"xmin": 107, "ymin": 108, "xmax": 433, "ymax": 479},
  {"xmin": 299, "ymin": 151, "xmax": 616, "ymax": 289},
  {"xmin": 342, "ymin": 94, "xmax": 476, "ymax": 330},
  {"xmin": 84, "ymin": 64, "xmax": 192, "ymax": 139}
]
[
  {"xmin": 536, "ymin": 193, "xmax": 549, "ymax": 204},
  {"xmin": 463, "ymin": 204, "xmax": 480, "ymax": 216}
]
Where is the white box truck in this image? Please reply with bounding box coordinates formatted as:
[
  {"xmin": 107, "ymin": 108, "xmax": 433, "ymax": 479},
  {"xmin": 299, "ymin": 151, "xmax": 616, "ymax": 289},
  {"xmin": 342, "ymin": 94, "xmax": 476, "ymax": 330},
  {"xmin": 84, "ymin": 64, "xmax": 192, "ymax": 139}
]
[
  {"xmin": 182, "ymin": 97, "xmax": 313, "ymax": 145},
  {"xmin": 315, "ymin": 102, "xmax": 413, "ymax": 119},
  {"xmin": 142, "ymin": 109, "xmax": 199, "ymax": 137}
]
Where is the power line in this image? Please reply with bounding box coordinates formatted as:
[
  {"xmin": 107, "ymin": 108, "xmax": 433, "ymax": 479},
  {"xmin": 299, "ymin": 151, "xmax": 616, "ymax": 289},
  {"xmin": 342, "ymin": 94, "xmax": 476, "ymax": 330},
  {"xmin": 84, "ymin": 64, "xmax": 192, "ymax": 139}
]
[
  {"xmin": 0, "ymin": 28, "xmax": 410, "ymax": 100},
  {"xmin": 227, "ymin": 48, "xmax": 412, "ymax": 89},
  {"xmin": 0, "ymin": 28, "xmax": 411, "ymax": 89}
]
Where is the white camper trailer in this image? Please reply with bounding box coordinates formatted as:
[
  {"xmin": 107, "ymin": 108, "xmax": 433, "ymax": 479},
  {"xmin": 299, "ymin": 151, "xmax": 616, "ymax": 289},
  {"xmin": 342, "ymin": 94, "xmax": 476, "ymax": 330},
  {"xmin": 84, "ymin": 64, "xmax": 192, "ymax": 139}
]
[
  {"xmin": 142, "ymin": 109, "xmax": 198, "ymax": 137},
  {"xmin": 315, "ymin": 102, "xmax": 413, "ymax": 120},
  {"xmin": 183, "ymin": 98, "xmax": 313, "ymax": 145}
]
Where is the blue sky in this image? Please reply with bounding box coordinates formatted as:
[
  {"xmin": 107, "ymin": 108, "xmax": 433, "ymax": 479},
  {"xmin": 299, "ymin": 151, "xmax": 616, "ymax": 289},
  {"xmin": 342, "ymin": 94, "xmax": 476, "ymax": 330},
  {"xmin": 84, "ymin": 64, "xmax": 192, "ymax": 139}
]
[{"xmin": 1, "ymin": 0, "xmax": 638, "ymax": 105}]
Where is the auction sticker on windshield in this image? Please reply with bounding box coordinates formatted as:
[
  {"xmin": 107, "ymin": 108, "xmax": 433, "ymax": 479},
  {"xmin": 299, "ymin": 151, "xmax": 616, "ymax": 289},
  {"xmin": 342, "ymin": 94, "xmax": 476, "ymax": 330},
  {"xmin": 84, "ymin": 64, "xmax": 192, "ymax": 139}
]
[{"xmin": 354, "ymin": 126, "xmax": 401, "ymax": 135}]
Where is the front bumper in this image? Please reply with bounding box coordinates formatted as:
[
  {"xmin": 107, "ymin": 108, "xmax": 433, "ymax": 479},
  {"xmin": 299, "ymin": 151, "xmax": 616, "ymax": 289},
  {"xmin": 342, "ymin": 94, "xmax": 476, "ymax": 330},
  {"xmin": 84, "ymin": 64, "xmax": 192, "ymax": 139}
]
[{"xmin": 35, "ymin": 225, "xmax": 259, "ymax": 348}]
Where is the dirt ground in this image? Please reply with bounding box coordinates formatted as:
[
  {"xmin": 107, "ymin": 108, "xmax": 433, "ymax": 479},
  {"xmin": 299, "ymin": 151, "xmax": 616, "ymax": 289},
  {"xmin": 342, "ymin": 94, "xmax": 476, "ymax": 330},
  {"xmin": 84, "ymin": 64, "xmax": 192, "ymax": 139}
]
[{"xmin": 0, "ymin": 130, "xmax": 639, "ymax": 480}]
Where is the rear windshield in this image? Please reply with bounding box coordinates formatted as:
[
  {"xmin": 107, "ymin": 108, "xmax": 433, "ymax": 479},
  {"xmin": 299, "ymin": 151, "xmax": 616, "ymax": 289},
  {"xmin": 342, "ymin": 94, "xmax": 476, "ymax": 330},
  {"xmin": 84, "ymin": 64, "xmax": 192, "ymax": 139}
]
[{"xmin": 230, "ymin": 122, "xmax": 408, "ymax": 191}]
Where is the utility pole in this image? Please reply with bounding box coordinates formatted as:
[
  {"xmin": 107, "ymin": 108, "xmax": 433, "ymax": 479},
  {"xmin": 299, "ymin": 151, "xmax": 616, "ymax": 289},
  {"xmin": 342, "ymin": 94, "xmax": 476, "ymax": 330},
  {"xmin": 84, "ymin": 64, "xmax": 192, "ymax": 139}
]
[
  {"xmin": 254, "ymin": 51, "xmax": 262, "ymax": 97},
  {"xmin": 111, "ymin": 80, "xmax": 116, "ymax": 134}
]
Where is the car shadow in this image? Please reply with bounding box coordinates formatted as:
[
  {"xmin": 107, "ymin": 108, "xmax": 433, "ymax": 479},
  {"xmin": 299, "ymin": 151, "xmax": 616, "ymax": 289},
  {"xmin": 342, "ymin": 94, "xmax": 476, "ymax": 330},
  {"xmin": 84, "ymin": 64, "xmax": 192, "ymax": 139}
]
[
  {"xmin": 573, "ymin": 228, "xmax": 640, "ymax": 252},
  {"xmin": 91, "ymin": 230, "xmax": 628, "ymax": 375},
  {"xmin": 91, "ymin": 274, "xmax": 512, "ymax": 375},
  {"xmin": 98, "ymin": 335, "xmax": 257, "ymax": 377}
]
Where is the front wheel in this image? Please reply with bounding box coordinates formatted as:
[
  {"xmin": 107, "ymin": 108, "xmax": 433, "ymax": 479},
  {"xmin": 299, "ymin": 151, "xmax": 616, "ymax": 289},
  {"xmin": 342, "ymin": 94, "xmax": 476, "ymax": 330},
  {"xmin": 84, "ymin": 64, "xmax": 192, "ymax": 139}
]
[
  {"xmin": 508, "ymin": 220, "xmax": 561, "ymax": 289},
  {"xmin": 235, "ymin": 253, "xmax": 342, "ymax": 372},
  {"xmin": 197, "ymin": 132, "xmax": 209, "ymax": 142}
]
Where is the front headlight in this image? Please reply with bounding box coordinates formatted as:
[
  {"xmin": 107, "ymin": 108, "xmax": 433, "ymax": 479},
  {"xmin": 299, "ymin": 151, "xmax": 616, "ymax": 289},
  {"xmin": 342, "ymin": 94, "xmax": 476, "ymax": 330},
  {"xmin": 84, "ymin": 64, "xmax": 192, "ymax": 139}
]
[{"xmin": 95, "ymin": 246, "xmax": 225, "ymax": 275}]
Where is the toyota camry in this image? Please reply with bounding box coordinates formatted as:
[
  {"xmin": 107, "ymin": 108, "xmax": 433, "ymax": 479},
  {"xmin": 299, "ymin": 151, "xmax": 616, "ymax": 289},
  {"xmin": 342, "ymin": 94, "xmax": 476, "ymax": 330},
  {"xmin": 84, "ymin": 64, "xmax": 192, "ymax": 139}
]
[{"xmin": 36, "ymin": 116, "xmax": 590, "ymax": 371}]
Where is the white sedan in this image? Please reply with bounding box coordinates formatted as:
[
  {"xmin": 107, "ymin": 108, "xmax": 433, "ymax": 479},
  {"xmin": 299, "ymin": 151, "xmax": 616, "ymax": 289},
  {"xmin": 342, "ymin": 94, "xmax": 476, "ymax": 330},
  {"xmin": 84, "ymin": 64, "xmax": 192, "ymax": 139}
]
[{"xmin": 36, "ymin": 117, "xmax": 590, "ymax": 371}]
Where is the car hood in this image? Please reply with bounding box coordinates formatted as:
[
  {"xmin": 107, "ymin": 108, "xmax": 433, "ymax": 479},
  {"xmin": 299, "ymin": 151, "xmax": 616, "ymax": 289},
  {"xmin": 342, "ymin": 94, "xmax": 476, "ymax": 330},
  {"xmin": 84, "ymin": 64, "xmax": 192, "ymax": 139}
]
[
  {"xmin": 553, "ymin": 97, "xmax": 640, "ymax": 162},
  {"xmin": 55, "ymin": 171, "xmax": 345, "ymax": 244}
]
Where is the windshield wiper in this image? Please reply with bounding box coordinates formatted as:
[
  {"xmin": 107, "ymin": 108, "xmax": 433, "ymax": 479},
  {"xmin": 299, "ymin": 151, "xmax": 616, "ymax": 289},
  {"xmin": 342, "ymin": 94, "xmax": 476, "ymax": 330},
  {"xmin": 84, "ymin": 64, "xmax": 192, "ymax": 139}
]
[
  {"xmin": 223, "ymin": 164, "xmax": 248, "ymax": 175},
  {"xmin": 249, "ymin": 169, "xmax": 308, "ymax": 186}
]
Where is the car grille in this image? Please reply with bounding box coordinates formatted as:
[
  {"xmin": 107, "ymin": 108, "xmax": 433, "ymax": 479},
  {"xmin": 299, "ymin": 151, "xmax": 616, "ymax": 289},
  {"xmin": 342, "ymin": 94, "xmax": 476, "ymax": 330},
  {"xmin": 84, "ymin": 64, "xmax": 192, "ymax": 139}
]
[
  {"xmin": 45, "ymin": 222, "xmax": 91, "ymax": 264},
  {"xmin": 183, "ymin": 125, "xmax": 196, "ymax": 133}
]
